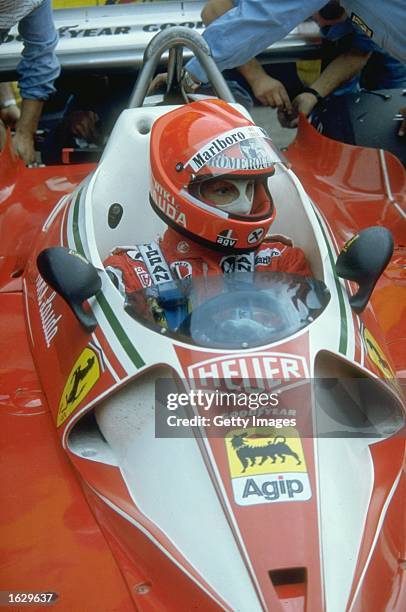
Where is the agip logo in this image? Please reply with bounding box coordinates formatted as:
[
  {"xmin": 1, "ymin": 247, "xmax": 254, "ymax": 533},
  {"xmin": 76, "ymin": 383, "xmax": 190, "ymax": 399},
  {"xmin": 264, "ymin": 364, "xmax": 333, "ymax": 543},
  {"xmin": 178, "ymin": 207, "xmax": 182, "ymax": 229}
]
[{"xmin": 225, "ymin": 427, "xmax": 311, "ymax": 506}]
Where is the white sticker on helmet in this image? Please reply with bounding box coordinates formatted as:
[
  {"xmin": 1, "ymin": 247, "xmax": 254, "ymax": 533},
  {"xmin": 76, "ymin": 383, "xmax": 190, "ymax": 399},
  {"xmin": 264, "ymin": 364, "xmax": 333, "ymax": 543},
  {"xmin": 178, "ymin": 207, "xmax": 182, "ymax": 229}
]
[{"xmin": 186, "ymin": 125, "xmax": 269, "ymax": 172}]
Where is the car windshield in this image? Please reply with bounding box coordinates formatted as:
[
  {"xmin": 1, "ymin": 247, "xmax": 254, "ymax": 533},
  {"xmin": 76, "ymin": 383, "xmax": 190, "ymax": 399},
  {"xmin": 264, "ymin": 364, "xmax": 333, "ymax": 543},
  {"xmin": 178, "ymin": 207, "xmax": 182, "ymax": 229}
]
[{"xmin": 126, "ymin": 271, "xmax": 330, "ymax": 349}]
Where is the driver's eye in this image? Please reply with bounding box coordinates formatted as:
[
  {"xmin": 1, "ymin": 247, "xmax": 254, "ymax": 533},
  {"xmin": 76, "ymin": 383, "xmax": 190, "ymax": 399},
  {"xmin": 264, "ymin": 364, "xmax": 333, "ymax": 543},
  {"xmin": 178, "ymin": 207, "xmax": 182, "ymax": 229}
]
[
  {"xmin": 216, "ymin": 186, "xmax": 233, "ymax": 195},
  {"xmin": 202, "ymin": 181, "xmax": 239, "ymax": 205}
]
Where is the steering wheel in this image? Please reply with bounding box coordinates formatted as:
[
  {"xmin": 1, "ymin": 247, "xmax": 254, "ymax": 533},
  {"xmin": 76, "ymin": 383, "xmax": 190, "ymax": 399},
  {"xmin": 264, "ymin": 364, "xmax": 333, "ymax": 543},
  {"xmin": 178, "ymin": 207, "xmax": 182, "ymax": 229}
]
[{"xmin": 179, "ymin": 289, "xmax": 285, "ymax": 348}]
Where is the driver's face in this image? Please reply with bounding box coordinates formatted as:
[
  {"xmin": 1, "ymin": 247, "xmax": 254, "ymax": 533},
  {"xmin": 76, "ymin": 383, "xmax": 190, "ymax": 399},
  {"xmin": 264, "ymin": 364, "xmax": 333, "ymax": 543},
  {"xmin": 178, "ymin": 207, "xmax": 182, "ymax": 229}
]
[{"xmin": 200, "ymin": 178, "xmax": 255, "ymax": 215}]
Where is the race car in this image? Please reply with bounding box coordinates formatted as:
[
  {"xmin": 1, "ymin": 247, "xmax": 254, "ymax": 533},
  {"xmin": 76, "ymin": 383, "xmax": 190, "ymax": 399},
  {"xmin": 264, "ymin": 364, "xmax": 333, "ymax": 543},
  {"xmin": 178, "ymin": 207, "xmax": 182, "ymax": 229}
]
[{"xmin": 0, "ymin": 27, "xmax": 405, "ymax": 612}]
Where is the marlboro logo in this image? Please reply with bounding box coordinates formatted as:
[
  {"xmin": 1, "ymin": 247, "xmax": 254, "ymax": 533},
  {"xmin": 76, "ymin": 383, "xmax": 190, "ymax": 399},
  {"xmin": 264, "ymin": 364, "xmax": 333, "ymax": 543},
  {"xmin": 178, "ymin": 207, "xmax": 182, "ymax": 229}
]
[{"xmin": 186, "ymin": 126, "xmax": 268, "ymax": 172}]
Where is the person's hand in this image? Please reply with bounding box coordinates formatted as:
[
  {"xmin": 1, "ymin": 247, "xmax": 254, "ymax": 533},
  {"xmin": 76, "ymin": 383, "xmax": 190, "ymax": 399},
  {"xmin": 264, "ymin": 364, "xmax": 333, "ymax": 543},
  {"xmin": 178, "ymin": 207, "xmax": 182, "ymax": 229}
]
[
  {"xmin": 12, "ymin": 129, "xmax": 36, "ymax": 164},
  {"xmin": 148, "ymin": 70, "xmax": 202, "ymax": 96},
  {"xmin": 398, "ymin": 107, "xmax": 406, "ymax": 137},
  {"xmin": 0, "ymin": 103, "xmax": 20, "ymax": 127},
  {"xmin": 277, "ymin": 106, "xmax": 299, "ymax": 129},
  {"xmin": 277, "ymin": 92, "xmax": 319, "ymax": 128},
  {"xmin": 68, "ymin": 110, "xmax": 100, "ymax": 143},
  {"xmin": 0, "ymin": 83, "xmax": 20, "ymax": 127},
  {"xmin": 147, "ymin": 72, "xmax": 168, "ymax": 95},
  {"xmin": 250, "ymin": 75, "xmax": 292, "ymax": 110}
]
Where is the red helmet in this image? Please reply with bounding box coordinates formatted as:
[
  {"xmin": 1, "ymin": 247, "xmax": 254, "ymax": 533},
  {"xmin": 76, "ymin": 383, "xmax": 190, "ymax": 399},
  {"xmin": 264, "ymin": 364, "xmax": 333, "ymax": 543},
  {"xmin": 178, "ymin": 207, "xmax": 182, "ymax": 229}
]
[{"xmin": 149, "ymin": 99, "xmax": 278, "ymax": 252}]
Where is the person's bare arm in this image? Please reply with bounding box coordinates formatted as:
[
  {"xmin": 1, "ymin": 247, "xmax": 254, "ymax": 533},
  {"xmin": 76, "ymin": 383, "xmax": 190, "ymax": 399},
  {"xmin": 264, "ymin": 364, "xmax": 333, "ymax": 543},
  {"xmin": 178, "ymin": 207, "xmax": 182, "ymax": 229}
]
[
  {"xmin": 279, "ymin": 48, "xmax": 371, "ymax": 128},
  {"xmin": 13, "ymin": 98, "xmax": 44, "ymax": 164},
  {"xmin": 305, "ymin": 48, "xmax": 371, "ymax": 98},
  {"xmin": 238, "ymin": 58, "xmax": 292, "ymax": 109},
  {"xmin": 201, "ymin": 0, "xmax": 291, "ymax": 110},
  {"xmin": 0, "ymin": 82, "xmax": 20, "ymax": 126},
  {"xmin": 201, "ymin": 0, "xmax": 234, "ymax": 24}
]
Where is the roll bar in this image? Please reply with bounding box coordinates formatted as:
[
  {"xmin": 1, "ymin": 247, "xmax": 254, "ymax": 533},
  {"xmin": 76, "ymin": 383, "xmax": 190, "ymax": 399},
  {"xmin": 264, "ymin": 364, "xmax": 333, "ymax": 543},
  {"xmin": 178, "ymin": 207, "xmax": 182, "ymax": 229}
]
[{"xmin": 128, "ymin": 26, "xmax": 235, "ymax": 107}]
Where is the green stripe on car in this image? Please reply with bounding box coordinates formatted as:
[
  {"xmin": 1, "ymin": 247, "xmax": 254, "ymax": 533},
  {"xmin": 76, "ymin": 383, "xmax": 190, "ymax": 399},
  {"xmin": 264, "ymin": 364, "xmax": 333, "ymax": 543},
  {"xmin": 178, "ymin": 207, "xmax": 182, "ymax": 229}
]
[
  {"xmin": 315, "ymin": 212, "xmax": 348, "ymax": 355},
  {"xmin": 72, "ymin": 190, "xmax": 145, "ymax": 369}
]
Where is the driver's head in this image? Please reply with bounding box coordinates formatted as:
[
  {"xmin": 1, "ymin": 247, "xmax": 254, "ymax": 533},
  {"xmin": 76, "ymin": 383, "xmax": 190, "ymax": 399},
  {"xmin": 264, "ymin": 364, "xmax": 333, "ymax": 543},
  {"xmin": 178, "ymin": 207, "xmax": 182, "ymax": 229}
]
[{"xmin": 149, "ymin": 99, "xmax": 277, "ymax": 252}]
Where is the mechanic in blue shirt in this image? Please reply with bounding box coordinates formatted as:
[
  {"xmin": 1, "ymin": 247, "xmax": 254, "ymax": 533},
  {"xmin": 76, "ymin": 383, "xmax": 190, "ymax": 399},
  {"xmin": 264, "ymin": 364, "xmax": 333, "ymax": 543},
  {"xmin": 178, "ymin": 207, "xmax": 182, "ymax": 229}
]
[
  {"xmin": 317, "ymin": 15, "xmax": 406, "ymax": 95},
  {"xmin": 183, "ymin": 0, "xmax": 406, "ymax": 133},
  {"xmin": 185, "ymin": 0, "xmax": 405, "ymax": 83},
  {"xmin": 0, "ymin": 0, "xmax": 60, "ymax": 163},
  {"xmin": 278, "ymin": 3, "xmax": 406, "ymax": 128}
]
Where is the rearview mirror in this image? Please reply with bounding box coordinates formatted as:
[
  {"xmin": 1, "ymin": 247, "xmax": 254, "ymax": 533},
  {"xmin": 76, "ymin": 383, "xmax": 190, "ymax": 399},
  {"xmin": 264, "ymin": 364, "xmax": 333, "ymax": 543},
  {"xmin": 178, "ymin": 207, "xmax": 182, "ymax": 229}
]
[
  {"xmin": 335, "ymin": 226, "xmax": 393, "ymax": 314},
  {"xmin": 37, "ymin": 247, "xmax": 101, "ymax": 332}
]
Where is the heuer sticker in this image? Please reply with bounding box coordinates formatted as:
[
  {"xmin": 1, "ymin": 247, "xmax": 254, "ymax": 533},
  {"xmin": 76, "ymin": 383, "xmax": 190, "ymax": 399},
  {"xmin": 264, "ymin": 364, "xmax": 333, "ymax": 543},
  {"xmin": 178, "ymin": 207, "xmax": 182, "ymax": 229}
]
[
  {"xmin": 57, "ymin": 347, "xmax": 100, "ymax": 427},
  {"xmin": 36, "ymin": 274, "xmax": 62, "ymax": 349},
  {"xmin": 362, "ymin": 326, "xmax": 395, "ymax": 379},
  {"xmin": 188, "ymin": 351, "xmax": 310, "ymax": 392},
  {"xmin": 225, "ymin": 427, "xmax": 311, "ymax": 506}
]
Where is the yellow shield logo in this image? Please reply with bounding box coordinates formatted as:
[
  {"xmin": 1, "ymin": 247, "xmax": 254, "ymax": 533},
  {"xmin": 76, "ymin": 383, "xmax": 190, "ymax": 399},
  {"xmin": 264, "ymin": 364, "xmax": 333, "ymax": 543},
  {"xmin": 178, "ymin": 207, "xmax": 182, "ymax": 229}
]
[
  {"xmin": 226, "ymin": 427, "xmax": 307, "ymax": 477},
  {"xmin": 225, "ymin": 427, "xmax": 311, "ymax": 506},
  {"xmin": 57, "ymin": 347, "xmax": 100, "ymax": 427},
  {"xmin": 363, "ymin": 327, "xmax": 395, "ymax": 379}
]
